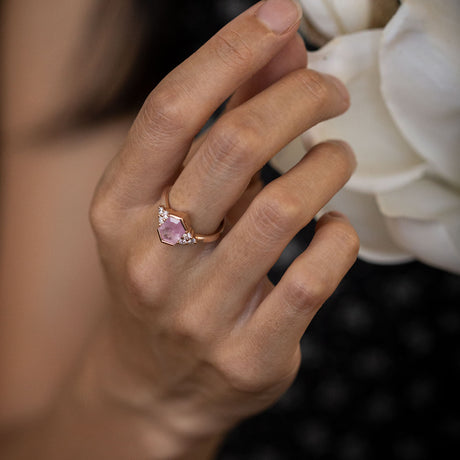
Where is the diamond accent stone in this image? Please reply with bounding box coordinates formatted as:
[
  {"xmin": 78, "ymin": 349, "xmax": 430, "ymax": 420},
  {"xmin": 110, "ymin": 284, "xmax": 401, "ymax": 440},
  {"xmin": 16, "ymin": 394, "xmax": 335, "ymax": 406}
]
[
  {"xmin": 178, "ymin": 232, "xmax": 197, "ymax": 245},
  {"xmin": 158, "ymin": 206, "xmax": 169, "ymax": 226}
]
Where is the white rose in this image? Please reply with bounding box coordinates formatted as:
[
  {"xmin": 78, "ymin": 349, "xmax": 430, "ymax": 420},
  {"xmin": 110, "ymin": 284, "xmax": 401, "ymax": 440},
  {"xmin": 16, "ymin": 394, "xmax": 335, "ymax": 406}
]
[{"xmin": 271, "ymin": 0, "xmax": 460, "ymax": 274}]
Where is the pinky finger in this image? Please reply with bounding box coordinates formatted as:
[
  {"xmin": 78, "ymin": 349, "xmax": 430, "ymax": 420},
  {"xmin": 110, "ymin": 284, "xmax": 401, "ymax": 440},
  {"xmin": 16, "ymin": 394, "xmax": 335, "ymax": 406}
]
[{"xmin": 246, "ymin": 211, "xmax": 360, "ymax": 365}]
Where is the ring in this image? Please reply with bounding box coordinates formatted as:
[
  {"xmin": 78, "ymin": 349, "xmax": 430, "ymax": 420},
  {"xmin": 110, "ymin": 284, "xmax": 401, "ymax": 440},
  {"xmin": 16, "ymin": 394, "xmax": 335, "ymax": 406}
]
[{"xmin": 157, "ymin": 186, "xmax": 225, "ymax": 246}]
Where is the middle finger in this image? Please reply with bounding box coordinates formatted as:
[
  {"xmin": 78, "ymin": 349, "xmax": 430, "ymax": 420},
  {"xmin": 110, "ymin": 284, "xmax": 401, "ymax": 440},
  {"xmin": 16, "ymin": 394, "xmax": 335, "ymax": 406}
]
[
  {"xmin": 185, "ymin": 33, "xmax": 308, "ymax": 164},
  {"xmin": 169, "ymin": 68, "xmax": 350, "ymax": 234}
]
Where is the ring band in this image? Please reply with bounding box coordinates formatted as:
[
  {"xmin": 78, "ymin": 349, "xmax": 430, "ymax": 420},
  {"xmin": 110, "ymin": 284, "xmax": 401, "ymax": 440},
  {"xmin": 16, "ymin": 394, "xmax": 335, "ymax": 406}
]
[{"xmin": 157, "ymin": 186, "xmax": 225, "ymax": 246}]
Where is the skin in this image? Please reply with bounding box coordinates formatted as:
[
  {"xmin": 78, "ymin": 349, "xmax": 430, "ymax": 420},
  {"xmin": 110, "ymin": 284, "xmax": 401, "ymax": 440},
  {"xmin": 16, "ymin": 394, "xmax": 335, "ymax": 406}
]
[
  {"xmin": 0, "ymin": 0, "xmax": 359, "ymax": 458},
  {"xmin": 0, "ymin": 0, "xmax": 122, "ymax": 427}
]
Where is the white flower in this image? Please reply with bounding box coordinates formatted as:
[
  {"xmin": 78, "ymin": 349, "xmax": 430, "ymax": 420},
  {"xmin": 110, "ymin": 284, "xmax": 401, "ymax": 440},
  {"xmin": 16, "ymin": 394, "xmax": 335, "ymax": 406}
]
[
  {"xmin": 271, "ymin": 0, "xmax": 460, "ymax": 274},
  {"xmin": 299, "ymin": 0, "xmax": 399, "ymax": 44}
]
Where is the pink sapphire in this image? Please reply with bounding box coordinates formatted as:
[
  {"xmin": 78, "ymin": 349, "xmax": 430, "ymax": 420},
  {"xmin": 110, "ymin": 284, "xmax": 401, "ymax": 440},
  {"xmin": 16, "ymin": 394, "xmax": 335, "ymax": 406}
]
[{"xmin": 158, "ymin": 215, "xmax": 186, "ymax": 246}]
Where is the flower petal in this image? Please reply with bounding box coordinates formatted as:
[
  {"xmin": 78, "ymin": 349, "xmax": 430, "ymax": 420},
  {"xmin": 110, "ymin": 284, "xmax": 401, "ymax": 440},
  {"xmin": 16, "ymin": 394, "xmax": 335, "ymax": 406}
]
[
  {"xmin": 300, "ymin": 0, "xmax": 343, "ymax": 38},
  {"xmin": 307, "ymin": 30, "xmax": 427, "ymax": 194},
  {"xmin": 300, "ymin": 0, "xmax": 372, "ymax": 38},
  {"xmin": 376, "ymin": 179, "xmax": 460, "ymax": 274},
  {"xmin": 376, "ymin": 178, "xmax": 460, "ymax": 221},
  {"xmin": 270, "ymin": 136, "xmax": 305, "ymax": 174},
  {"xmin": 380, "ymin": 0, "xmax": 460, "ymax": 188},
  {"xmin": 330, "ymin": 0, "xmax": 373, "ymax": 33},
  {"xmin": 383, "ymin": 216, "xmax": 460, "ymax": 275},
  {"xmin": 317, "ymin": 188, "xmax": 413, "ymax": 264}
]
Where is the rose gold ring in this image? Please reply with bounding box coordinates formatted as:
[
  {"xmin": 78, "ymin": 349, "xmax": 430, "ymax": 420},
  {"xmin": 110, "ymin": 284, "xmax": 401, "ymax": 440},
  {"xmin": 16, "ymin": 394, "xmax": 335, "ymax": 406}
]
[{"xmin": 157, "ymin": 186, "xmax": 225, "ymax": 246}]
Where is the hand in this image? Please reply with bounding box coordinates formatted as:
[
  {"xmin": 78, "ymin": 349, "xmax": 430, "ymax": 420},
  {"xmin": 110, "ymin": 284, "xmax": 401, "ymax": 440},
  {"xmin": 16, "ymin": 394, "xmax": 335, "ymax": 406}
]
[{"xmin": 87, "ymin": 0, "xmax": 359, "ymax": 457}]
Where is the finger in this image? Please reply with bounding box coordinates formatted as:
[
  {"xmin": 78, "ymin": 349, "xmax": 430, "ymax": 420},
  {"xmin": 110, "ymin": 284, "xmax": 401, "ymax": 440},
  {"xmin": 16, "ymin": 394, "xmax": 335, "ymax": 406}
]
[
  {"xmin": 170, "ymin": 70, "xmax": 350, "ymax": 234},
  {"xmin": 225, "ymin": 32, "xmax": 307, "ymax": 112},
  {"xmin": 245, "ymin": 211, "xmax": 359, "ymax": 360},
  {"xmin": 185, "ymin": 33, "xmax": 308, "ymax": 163},
  {"xmin": 98, "ymin": 0, "xmax": 303, "ymax": 209},
  {"xmin": 212, "ymin": 140, "xmax": 357, "ymax": 294}
]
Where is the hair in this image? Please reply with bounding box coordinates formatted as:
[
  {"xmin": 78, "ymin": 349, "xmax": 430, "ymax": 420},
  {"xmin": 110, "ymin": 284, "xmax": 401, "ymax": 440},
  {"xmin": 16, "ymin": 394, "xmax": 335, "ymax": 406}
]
[{"xmin": 71, "ymin": 0, "xmax": 254, "ymax": 128}]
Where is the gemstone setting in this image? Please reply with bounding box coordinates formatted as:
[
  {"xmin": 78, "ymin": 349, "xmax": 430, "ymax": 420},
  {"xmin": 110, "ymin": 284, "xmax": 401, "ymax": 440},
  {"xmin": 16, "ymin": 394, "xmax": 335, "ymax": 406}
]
[{"xmin": 158, "ymin": 207, "xmax": 196, "ymax": 245}]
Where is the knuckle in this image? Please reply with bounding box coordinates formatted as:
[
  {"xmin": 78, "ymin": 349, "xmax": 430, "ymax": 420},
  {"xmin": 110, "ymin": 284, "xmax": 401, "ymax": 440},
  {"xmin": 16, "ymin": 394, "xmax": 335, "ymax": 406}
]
[
  {"xmin": 212, "ymin": 28, "xmax": 253, "ymax": 70},
  {"xmin": 228, "ymin": 373, "xmax": 272, "ymax": 395},
  {"xmin": 215, "ymin": 346, "xmax": 299, "ymax": 395},
  {"xmin": 204, "ymin": 115, "xmax": 261, "ymax": 173},
  {"xmin": 89, "ymin": 196, "xmax": 107, "ymax": 235},
  {"xmin": 124, "ymin": 249, "xmax": 157, "ymax": 307},
  {"xmin": 284, "ymin": 270, "xmax": 329, "ymax": 313},
  {"xmin": 252, "ymin": 188, "xmax": 303, "ymax": 240},
  {"xmin": 141, "ymin": 86, "xmax": 187, "ymax": 136},
  {"xmin": 89, "ymin": 194, "xmax": 116, "ymax": 239},
  {"xmin": 171, "ymin": 309, "xmax": 215, "ymax": 345},
  {"xmin": 217, "ymin": 356, "xmax": 272, "ymax": 394},
  {"xmin": 292, "ymin": 69, "xmax": 330, "ymax": 105}
]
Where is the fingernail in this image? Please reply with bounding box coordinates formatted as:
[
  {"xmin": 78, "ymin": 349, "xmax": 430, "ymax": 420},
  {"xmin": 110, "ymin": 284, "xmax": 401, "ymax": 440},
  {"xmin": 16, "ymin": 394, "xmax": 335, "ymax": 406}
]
[{"xmin": 256, "ymin": 0, "xmax": 303, "ymax": 35}]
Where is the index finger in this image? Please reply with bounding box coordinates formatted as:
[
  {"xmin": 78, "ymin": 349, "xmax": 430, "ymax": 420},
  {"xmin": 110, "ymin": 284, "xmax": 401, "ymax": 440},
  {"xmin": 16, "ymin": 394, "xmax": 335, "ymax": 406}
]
[{"xmin": 99, "ymin": 0, "xmax": 303, "ymax": 209}]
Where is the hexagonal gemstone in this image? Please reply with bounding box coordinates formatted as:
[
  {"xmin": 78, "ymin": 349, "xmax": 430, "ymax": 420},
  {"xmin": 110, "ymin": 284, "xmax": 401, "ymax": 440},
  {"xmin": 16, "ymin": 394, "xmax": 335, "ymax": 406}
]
[{"xmin": 158, "ymin": 215, "xmax": 186, "ymax": 246}]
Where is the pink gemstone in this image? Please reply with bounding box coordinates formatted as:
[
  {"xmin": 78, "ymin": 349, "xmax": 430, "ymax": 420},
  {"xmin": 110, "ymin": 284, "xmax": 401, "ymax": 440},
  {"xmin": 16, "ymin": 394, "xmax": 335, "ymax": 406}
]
[{"xmin": 158, "ymin": 215, "xmax": 186, "ymax": 245}]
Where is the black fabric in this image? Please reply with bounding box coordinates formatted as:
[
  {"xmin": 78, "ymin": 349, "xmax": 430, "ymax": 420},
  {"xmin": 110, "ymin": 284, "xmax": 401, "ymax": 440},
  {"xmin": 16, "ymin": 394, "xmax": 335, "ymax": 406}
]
[{"xmin": 217, "ymin": 165, "xmax": 460, "ymax": 459}]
